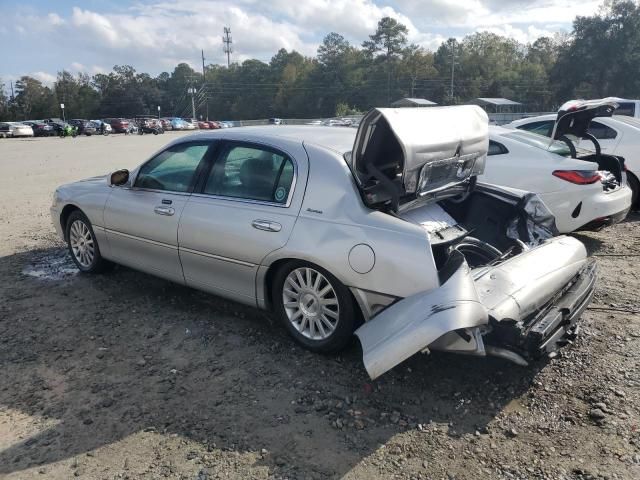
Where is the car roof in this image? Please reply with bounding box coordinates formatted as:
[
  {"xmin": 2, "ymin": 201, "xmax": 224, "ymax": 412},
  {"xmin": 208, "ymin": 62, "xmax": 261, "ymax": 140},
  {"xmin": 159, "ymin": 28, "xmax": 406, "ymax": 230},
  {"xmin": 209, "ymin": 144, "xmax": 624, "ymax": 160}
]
[{"xmin": 179, "ymin": 125, "xmax": 357, "ymax": 154}]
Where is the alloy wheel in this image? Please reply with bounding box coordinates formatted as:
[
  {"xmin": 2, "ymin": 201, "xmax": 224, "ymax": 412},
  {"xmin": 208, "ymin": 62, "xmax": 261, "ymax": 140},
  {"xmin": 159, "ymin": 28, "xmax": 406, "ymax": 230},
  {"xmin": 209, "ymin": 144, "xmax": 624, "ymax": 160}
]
[
  {"xmin": 69, "ymin": 219, "xmax": 95, "ymax": 268},
  {"xmin": 282, "ymin": 267, "xmax": 340, "ymax": 340}
]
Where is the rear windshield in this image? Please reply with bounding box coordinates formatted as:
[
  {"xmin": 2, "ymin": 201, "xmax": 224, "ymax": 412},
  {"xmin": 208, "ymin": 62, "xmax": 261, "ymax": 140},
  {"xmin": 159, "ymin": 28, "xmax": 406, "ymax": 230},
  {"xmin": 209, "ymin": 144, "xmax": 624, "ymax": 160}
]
[{"xmin": 501, "ymin": 130, "xmax": 574, "ymax": 156}]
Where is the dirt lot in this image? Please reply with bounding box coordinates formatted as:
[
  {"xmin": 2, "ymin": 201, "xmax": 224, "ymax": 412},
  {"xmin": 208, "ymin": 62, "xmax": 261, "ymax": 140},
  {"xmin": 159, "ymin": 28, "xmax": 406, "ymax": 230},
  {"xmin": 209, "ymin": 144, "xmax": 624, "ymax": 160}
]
[{"xmin": 0, "ymin": 134, "xmax": 639, "ymax": 480}]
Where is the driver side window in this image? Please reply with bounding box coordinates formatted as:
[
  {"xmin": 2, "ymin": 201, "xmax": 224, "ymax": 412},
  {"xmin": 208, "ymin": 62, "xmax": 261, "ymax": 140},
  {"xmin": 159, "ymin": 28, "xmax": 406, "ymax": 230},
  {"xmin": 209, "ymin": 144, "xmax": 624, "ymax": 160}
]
[{"xmin": 135, "ymin": 143, "xmax": 210, "ymax": 192}]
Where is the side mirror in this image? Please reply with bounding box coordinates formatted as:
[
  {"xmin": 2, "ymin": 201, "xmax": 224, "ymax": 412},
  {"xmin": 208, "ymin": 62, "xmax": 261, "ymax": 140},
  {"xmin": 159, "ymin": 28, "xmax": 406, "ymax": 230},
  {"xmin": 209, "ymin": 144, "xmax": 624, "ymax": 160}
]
[{"xmin": 109, "ymin": 169, "xmax": 130, "ymax": 186}]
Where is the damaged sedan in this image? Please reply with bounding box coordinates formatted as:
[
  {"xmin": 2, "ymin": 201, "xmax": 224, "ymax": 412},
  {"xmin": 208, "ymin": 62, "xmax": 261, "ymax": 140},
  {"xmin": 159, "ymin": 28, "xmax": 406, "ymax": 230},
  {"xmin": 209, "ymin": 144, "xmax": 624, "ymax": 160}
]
[{"xmin": 51, "ymin": 106, "xmax": 596, "ymax": 379}]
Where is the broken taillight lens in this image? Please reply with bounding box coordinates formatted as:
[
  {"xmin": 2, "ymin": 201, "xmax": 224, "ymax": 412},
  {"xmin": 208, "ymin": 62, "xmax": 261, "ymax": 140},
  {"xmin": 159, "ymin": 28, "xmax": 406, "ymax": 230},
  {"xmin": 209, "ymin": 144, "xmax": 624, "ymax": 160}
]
[{"xmin": 552, "ymin": 170, "xmax": 601, "ymax": 185}]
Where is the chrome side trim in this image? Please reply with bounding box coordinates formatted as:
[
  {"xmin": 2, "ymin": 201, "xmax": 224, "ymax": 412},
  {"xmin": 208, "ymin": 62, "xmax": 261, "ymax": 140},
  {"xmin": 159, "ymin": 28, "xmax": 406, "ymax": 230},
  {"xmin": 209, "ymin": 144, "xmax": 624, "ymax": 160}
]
[
  {"xmin": 104, "ymin": 228, "xmax": 178, "ymax": 250},
  {"xmin": 190, "ymin": 193, "xmax": 293, "ymax": 209},
  {"xmin": 179, "ymin": 247, "xmax": 256, "ymax": 268}
]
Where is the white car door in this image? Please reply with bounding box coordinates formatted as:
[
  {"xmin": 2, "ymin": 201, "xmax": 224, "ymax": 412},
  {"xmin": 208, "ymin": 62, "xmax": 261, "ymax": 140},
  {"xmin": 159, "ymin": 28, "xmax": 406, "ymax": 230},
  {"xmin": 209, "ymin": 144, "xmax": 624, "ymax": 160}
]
[{"xmin": 103, "ymin": 141, "xmax": 213, "ymax": 283}]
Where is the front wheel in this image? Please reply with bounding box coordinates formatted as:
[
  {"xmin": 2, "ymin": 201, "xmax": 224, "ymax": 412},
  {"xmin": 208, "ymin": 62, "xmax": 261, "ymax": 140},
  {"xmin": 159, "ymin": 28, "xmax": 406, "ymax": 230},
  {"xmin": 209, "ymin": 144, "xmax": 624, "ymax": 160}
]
[
  {"xmin": 272, "ymin": 262, "xmax": 357, "ymax": 352},
  {"xmin": 66, "ymin": 211, "xmax": 112, "ymax": 273}
]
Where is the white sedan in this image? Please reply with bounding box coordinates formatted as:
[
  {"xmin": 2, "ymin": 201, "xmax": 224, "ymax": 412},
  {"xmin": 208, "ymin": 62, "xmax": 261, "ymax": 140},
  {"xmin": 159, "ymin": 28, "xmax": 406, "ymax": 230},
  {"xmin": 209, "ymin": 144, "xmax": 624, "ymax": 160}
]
[
  {"xmin": 0, "ymin": 122, "xmax": 34, "ymax": 138},
  {"xmin": 507, "ymin": 113, "xmax": 640, "ymax": 208},
  {"xmin": 482, "ymin": 126, "xmax": 632, "ymax": 233}
]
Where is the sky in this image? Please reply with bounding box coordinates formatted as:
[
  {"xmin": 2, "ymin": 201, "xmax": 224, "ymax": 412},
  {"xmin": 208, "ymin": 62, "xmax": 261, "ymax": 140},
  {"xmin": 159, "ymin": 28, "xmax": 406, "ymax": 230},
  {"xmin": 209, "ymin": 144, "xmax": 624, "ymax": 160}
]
[{"xmin": 0, "ymin": 0, "xmax": 603, "ymax": 86}]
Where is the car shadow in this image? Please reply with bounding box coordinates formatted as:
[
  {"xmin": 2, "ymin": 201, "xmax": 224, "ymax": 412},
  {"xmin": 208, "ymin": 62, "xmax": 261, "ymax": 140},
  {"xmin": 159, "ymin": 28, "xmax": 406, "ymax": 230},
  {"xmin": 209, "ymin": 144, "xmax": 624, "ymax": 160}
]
[
  {"xmin": 570, "ymin": 232, "xmax": 605, "ymax": 256},
  {"xmin": 0, "ymin": 247, "xmax": 544, "ymax": 478}
]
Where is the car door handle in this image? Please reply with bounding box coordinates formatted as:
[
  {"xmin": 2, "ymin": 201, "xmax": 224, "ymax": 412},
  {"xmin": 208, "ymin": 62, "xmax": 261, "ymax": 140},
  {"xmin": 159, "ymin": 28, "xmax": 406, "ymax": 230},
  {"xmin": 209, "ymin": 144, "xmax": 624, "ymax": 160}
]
[
  {"xmin": 252, "ymin": 219, "xmax": 282, "ymax": 232},
  {"xmin": 154, "ymin": 206, "xmax": 175, "ymax": 216}
]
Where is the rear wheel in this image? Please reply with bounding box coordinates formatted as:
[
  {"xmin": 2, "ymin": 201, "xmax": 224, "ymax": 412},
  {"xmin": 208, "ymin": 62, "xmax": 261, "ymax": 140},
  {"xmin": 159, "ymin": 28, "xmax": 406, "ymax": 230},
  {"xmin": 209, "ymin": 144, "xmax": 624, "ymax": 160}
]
[
  {"xmin": 272, "ymin": 262, "xmax": 356, "ymax": 352},
  {"xmin": 627, "ymin": 171, "xmax": 639, "ymax": 210},
  {"xmin": 66, "ymin": 210, "xmax": 112, "ymax": 273}
]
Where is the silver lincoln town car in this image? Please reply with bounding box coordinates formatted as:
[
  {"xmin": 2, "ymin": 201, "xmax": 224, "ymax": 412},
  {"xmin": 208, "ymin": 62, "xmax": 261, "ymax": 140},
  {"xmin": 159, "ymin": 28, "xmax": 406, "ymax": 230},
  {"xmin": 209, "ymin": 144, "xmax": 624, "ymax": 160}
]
[{"xmin": 51, "ymin": 106, "xmax": 597, "ymax": 379}]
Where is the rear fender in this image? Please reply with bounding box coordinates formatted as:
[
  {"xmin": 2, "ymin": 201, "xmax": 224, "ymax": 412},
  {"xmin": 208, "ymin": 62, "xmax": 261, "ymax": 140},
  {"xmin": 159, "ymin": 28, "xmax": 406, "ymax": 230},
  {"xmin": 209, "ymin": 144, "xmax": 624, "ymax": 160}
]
[{"xmin": 355, "ymin": 252, "xmax": 488, "ymax": 379}]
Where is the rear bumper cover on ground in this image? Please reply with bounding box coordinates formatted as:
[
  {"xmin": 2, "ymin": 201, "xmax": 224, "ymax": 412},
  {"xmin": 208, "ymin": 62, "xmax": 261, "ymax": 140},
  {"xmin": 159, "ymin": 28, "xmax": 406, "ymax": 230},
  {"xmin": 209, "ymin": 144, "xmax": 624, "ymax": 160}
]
[{"xmin": 355, "ymin": 236, "xmax": 595, "ymax": 379}]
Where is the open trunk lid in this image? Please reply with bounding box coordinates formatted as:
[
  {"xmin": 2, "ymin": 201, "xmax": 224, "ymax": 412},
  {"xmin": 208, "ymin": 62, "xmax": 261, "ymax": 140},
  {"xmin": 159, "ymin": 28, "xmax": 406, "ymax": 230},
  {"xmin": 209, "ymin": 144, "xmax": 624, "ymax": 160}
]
[
  {"xmin": 350, "ymin": 106, "xmax": 489, "ymax": 211},
  {"xmin": 551, "ymin": 97, "xmax": 618, "ymax": 140},
  {"xmin": 551, "ymin": 98, "xmax": 626, "ymax": 187}
]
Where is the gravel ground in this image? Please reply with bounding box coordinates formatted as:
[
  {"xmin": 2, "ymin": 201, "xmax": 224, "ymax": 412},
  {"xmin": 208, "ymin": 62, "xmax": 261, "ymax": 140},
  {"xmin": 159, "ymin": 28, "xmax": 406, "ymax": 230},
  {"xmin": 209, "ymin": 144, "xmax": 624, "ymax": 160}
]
[{"xmin": 0, "ymin": 134, "xmax": 639, "ymax": 480}]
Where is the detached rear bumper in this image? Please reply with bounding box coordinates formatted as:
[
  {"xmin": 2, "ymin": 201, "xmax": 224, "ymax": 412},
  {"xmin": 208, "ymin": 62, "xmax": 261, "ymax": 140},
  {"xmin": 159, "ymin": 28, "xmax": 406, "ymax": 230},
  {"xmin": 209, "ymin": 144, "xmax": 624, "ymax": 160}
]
[
  {"xmin": 487, "ymin": 258, "xmax": 596, "ymax": 356},
  {"xmin": 355, "ymin": 236, "xmax": 595, "ymax": 379}
]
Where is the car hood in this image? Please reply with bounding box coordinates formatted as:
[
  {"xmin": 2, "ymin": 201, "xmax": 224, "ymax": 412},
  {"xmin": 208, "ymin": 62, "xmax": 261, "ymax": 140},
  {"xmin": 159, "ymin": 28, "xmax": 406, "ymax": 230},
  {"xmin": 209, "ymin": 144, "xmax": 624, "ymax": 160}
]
[
  {"xmin": 551, "ymin": 97, "xmax": 619, "ymax": 140},
  {"xmin": 350, "ymin": 106, "xmax": 488, "ymax": 203}
]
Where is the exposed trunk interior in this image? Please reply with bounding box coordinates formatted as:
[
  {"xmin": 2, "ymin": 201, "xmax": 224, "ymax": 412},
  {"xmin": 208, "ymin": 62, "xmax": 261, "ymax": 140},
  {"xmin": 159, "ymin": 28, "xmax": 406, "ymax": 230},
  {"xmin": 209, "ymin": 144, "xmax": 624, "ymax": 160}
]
[{"xmin": 400, "ymin": 188, "xmax": 556, "ymax": 272}]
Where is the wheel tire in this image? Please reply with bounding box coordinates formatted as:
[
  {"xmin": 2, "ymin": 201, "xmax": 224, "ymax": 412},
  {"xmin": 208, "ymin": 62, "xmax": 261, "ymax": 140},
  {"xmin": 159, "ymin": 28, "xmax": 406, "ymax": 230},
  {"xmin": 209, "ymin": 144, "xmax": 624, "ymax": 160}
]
[
  {"xmin": 272, "ymin": 261, "xmax": 357, "ymax": 353},
  {"xmin": 627, "ymin": 172, "xmax": 640, "ymax": 210},
  {"xmin": 65, "ymin": 210, "xmax": 112, "ymax": 273}
]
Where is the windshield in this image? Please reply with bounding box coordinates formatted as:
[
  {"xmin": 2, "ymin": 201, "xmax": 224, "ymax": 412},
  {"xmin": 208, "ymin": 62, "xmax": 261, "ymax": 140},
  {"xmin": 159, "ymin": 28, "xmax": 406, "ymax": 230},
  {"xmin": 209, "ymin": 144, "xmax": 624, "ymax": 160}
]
[{"xmin": 501, "ymin": 130, "xmax": 586, "ymax": 157}]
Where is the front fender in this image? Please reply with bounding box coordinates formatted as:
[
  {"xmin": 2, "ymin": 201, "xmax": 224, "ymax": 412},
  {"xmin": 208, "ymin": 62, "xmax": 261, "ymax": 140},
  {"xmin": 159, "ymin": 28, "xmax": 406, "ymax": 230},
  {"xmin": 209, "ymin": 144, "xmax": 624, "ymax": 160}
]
[{"xmin": 355, "ymin": 252, "xmax": 488, "ymax": 379}]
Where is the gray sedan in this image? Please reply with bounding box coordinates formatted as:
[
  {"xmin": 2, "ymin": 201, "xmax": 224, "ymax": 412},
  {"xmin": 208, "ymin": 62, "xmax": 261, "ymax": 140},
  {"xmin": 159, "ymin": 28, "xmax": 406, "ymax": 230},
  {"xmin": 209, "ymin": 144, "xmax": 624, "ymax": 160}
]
[{"xmin": 51, "ymin": 106, "xmax": 596, "ymax": 379}]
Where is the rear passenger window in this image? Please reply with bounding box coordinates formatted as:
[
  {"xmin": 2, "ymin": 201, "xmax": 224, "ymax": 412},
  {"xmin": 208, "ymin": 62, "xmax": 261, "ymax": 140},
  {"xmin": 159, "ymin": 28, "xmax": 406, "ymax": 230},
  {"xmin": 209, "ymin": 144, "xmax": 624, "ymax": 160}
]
[
  {"xmin": 517, "ymin": 120, "xmax": 554, "ymax": 137},
  {"xmin": 488, "ymin": 140, "xmax": 508, "ymax": 156},
  {"xmin": 204, "ymin": 144, "xmax": 294, "ymax": 204},
  {"xmin": 589, "ymin": 121, "xmax": 618, "ymax": 140},
  {"xmin": 616, "ymin": 102, "xmax": 636, "ymax": 117}
]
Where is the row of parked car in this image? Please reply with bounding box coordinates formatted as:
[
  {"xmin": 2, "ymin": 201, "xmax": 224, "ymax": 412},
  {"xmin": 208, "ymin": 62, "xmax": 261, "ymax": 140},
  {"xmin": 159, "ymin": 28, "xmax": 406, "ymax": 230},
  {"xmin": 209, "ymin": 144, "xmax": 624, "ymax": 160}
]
[{"xmin": 0, "ymin": 116, "xmax": 231, "ymax": 138}]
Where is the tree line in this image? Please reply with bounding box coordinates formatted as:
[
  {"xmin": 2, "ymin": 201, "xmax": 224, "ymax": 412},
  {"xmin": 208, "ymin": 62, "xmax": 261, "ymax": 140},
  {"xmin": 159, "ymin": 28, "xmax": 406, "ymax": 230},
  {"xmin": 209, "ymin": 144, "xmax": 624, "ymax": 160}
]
[{"xmin": 1, "ymin": 0, "xmax": 639, "ymax": 122}]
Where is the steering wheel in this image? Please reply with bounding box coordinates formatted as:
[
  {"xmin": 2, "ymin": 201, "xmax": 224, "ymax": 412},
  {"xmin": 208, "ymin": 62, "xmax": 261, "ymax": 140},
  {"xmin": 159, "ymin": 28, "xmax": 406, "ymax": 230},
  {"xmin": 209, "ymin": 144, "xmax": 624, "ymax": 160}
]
[{"xmin": 138, "ymin": 176, "xmax": 165, "ymax": 190}]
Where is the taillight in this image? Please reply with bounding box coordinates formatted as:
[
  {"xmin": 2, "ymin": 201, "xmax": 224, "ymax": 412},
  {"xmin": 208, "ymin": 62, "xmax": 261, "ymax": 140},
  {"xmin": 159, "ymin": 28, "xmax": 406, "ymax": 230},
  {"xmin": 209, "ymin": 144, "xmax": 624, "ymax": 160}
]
[{"xmin": 552, "ymin": 170, "xmax": 601, "ymax": 185}]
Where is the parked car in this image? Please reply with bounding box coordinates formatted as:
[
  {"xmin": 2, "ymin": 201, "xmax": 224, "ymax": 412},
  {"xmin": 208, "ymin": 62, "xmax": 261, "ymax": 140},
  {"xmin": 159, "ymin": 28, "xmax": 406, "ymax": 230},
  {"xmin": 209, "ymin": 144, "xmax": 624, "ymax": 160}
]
[
  {"xmin": 183, "ymin": 118, "xmax": 198, "ymax": 130},
  {"xmin": 46, "ymin": 121, "xmax": 67, "ymax": 135},
  {"xmin": 51, "ymin": 106, "xmax": 597, "ymax": 379},
  {"xmin": 69, "ymin": 119, "xmax": 97, "ymax": 136},
  {"xmin": 134, "ymin": 118, "xmax": 163, "ymax": 135},
  {"xmin": 105, "ymin": 118, "xmax": 130, "ymax": 133},
  {"xmin": 22, "ymin": 121, "xmax": 54, "ymax": 137},
  {"xmin": 159, "ymin": 118, "xmax": 173, "ymax": 131},
  {"xmin": 268, "ymin": 118, "xmax": 282, "ymax": 125},
  {"xmin": 197, "ymin": 120, "xmax": 210, "ymax": 129},
  {"xmin": 0, "ymin": 122, "xmax": 34, "ymax": 137},
  {"xmin": 506, "ymin": 105, "xmax": 640, "ymax": 208},
  {"xmin": 607, "ymin": 97, "xmax": 640, "ymax": 118},
  {"xmin": 322, "ymin": 119, "xmax": 349, "ymax": 127},
  {"xmin": 483, "ymin": 127, "xmax": 632, "ymax": 232},
  {"xmin": 206, "ymin": 121, "xmax": 221, "ymax": 129},
  {"xmin": 90, "ymin": 120, "xmax": 112, "ymax": 134},
  {"xmin": 169, "ymin": 117, "xmax": 188, "ymax": 130}
]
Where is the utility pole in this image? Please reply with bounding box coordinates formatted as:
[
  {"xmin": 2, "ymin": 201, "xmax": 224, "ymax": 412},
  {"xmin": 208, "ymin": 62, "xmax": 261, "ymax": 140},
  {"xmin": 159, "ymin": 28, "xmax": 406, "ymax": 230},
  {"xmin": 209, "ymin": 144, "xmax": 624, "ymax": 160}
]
[
  {"xmin": 201, "ymin": 50, "xmax": 209, "ymax": 120},
  {"xmin": 222, "ymin": 27, "xmax": 233, "ymax": 68},
  {"xmin": 201, "ymin": 50, "xmax": 206, "ymax": 81},
  {"xmin": 9, "ymin": 80, "xmax": 15, "ymax": 101},
  {"xmin": 188, "ymin": 87, "xmax": 196, "ymax": 120},
  {"xmin": 450, "ymin": 42, "xmax": 457, "ymax": 103}
]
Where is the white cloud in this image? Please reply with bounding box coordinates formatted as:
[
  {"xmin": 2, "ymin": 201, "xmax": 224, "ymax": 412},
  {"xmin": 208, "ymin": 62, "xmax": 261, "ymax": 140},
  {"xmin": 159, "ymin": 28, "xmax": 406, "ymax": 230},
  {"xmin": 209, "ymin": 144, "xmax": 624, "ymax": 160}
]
[
  {"xmin": 47, "ymin": 13, "xmax": 65, "ymax": 26},
  {"xmin": 31, "ymin": 72, "xmax": 57, "ymax": 85},
  {"xmin": 1, "ymin": 0, "xmax": 598, "ymax": 80},
  {"xmin": 476, "ymin": 24, "xmax": 556, "ymax": 44}
]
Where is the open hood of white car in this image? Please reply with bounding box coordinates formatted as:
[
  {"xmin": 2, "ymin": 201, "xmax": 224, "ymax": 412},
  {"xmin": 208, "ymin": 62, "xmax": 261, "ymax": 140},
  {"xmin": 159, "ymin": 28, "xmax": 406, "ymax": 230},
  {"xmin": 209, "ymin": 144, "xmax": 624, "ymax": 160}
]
[
  {"xmin": 350, "ymin": 106, "xmax": 489, "ymax": 211},
  {"xmin": 551, "ymin": 97, "xmax": 619, "ymax": 140}
]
